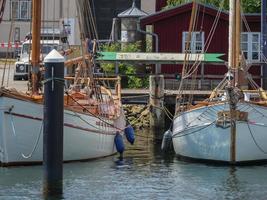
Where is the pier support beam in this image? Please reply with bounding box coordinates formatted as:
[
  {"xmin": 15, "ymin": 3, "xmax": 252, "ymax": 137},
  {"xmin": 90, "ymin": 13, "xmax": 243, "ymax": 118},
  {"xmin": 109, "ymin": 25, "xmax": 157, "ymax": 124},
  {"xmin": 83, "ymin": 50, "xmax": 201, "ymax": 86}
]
[
  {"xmin": 149, "ymin": 75, "xmax": 165, "ymax": 140},
  {"xmin": 43, "ymin": 50, "xmax": 65, "ymax": 197}
]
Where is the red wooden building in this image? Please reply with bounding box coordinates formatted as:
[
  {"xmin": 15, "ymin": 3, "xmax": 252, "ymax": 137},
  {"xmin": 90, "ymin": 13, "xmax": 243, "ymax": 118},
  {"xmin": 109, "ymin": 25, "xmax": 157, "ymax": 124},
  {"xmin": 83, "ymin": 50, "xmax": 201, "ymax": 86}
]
[{"xmin": 141, "ymin": 2, "xmax": 262, "ymax": 89}]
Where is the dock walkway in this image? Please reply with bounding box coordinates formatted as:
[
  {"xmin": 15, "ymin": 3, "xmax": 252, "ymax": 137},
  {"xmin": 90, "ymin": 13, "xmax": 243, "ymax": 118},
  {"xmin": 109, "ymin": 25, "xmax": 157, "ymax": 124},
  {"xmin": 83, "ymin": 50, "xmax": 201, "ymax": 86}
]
[{"xmin": 121, "ymin": 89, "xmax": 212, "ymax": 96}]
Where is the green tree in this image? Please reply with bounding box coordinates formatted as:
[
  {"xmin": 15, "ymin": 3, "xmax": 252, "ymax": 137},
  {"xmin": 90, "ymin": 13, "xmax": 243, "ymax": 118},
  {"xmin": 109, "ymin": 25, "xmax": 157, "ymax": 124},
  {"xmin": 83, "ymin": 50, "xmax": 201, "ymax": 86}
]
[
  {"xmin": 241, "ymin": 0, "xmax": 261, "ymax": 13},
  {"xmin": 100, "ymin": 42, "xmax": 148, "ymax": 89},
  {"xmin": 165, "ymin": 0, "xmax": 261, "ymax": 13}
]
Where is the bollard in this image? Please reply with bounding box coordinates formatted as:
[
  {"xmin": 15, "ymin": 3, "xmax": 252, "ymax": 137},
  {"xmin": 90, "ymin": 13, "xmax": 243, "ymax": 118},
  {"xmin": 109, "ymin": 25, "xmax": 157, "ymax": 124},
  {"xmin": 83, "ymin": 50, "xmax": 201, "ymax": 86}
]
[
  {"xmin": 43, "ymin": 49, "xmax": 65, "ymax": 197},
  {"xmin": 149, "ymin": 75, "xmax": 165, "ymax": 140}
]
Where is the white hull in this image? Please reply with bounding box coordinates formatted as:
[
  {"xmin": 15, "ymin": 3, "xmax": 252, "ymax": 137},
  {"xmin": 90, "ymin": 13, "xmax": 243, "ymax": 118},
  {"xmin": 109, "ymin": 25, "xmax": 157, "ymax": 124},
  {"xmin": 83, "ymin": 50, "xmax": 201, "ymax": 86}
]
[
  {"xmin": 172, "ymin": 102, "xmax": 267, "ymax": 163},
  {"xmin": 0, "ymin": 96, "xmax": 126, "ymax": 165}
]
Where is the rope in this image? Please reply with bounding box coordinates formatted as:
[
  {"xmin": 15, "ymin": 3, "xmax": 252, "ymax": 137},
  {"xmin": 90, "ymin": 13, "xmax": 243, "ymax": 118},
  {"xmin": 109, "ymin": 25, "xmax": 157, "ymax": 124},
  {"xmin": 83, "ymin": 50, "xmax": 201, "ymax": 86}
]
[
  {"xmin": 66, "ymin": 109, "xmax": 113, "ymax": 132},
  {"xmin": 10, "ymin": 112, "xmax": 17, "ymax": 137},
  {"xmin": 176, "ymin": 0, "xmax": 225, "ymax": 114},
  {"xmin": 178, "ymin": 101, "xmax": 227, "ymax": 131},
  {"xmin": 182, "ymin": 1, "xmax": 224, "ymax": 79},
  {"xmin": 43, "ymin": 77, "xmax": 129, "ymax": 132},
  {"xmin": 42, "ymin": 77, "xmax": 65, "ymax": 85},
  {"xmin": 21, "ymin": 122, "xmax": 43, "ymax": 159},
  {"xmin": 64, "ymin": 90, "xmax": 124, "ymax": 131},
  {"xmin": 0, "ymin": 0, "xmax": 6, "ymax": 23},
  {"xmin": 246, "ymin": 122, "xmax": 267, "ymax": 154},
  {"xmin": 172, "ymin": 120, "xmax": 216, "ymax": 138},
  {"xmin": 163, "ymin": 106, "xmax": 174, "ymax": 118},
  {"xmin": 6, "ymin": 59, "xmax": 12, "ymax": 87},
  {"xmin": 9, "ymin": 111, "xmax": 43, "ymax": 159},
  {"xmin": 1, "ymin": 5, "xmax": 15, "ymax": 87},
  {"xmin": 243, "ymin": 102, "xmax": 267, "ymax": 119},
  {"xmin": 150, "ymin": 103, "xmax": 173, "ymax": 121}
]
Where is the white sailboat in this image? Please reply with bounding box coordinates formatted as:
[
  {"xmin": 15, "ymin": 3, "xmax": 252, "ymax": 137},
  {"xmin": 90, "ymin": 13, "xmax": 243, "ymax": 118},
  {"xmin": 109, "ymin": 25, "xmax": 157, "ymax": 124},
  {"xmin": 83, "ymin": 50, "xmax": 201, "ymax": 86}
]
[
  {"xmin": 172, "ymin": 0, "xmax": 267, "ymax": 164},
  {"xmin": 0, "ymin": 0, "xmax": 126, "ymax": 166}
]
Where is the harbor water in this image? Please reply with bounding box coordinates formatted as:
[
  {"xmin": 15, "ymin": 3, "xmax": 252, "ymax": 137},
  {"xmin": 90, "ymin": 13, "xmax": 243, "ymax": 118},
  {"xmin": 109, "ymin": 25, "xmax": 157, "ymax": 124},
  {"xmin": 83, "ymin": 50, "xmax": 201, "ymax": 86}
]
[{"xmin": 0, "ymin": 130, "xmax": 267, "ymax": 200}]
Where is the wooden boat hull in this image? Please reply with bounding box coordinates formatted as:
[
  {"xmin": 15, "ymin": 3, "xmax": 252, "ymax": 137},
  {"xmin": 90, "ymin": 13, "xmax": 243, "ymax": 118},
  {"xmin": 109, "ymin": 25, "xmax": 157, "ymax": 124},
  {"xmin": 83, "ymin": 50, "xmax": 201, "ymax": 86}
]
[
  {"xmin": 172, "ymin": 102, "xmax": 267, "ymax": 163},
  {"xmin": 0, "ymin": 96, "xmax": 126, "ymax": 166}
]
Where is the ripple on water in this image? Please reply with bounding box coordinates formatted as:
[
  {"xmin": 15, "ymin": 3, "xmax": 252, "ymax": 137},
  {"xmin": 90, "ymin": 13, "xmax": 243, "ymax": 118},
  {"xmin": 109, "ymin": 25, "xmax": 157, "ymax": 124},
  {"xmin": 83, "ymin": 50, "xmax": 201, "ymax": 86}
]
[{"xmin": 1, "ymin": 130, "xmax": 267, "ymax": 200}]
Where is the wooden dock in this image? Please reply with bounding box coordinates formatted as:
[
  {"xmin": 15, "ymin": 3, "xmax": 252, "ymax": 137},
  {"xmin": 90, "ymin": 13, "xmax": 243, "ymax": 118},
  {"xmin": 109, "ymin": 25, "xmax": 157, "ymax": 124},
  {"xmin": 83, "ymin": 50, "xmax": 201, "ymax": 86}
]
[{"xmin": 121, "ymin": 89, "xmax": 212, "ymax": 104}]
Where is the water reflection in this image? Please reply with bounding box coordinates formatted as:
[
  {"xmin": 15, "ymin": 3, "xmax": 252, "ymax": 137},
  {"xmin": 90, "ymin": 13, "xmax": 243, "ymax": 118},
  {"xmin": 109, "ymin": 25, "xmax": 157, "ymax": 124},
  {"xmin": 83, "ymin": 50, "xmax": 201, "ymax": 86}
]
[
  {"xmin": 0, "ymin": 129, "xmax": 267, "ymax": 200},
  {"xmin": 224, "ymin": 167, "xmax": 241, "ymax": 199}
]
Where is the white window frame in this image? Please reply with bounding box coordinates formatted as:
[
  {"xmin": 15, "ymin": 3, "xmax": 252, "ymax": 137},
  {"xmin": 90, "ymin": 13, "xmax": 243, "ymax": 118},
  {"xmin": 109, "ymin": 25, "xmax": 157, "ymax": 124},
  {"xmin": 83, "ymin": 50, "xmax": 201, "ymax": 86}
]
[
  {"xmin": 10, "ymin": 0, "xmax": 31, "ymax": 21},
  {"xmin": 182, "ymin": 31, "xmax": 205, "ymax": 53},
  {"xmin": 241, "ymin": 32, "xmax": 261, "ymax": 62}
]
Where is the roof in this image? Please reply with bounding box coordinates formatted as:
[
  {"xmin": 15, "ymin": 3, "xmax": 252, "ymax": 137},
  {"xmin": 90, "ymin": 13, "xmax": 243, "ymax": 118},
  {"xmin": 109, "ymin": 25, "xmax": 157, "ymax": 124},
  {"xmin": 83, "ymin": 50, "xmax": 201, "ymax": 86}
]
[
  {"xmin": 141, "ymin": 2, "xmax": 261, "ymax": 26},
  {"xmin": 118, "ymin": 0, "xmax": 148, "ymax": 18}
]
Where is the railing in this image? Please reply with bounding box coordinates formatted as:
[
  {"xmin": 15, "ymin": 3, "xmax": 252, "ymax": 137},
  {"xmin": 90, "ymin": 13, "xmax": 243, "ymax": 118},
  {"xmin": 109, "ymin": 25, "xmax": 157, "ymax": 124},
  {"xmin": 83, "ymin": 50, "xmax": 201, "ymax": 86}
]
[
  {"xmin": 165, "ymin": 79, "xmax": 222, "ymax": 90},
  {"xmin": 164, "ymin": 75, "xmax": 262, "ymax": 91},
  {"xmin": 64, "ymin": 76, "xmax": 122, "ymax": 102}
]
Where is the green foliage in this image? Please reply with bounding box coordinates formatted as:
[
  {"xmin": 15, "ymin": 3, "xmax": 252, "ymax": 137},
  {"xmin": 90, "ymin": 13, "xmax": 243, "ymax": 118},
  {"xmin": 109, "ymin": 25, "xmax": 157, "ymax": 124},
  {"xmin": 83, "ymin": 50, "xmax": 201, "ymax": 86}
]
[
  {"xmin": 100, "ymin": 42, "xmax": 148, "ymax": 89},
  {"xmin": 124, "ymin": 66, "xmax": 143, "ymax": 88},
  {"xmin": 165, "ymin": 0, "xmax": 261, "ymax": 13},
  {"xmin": 241, "ymin": 0, "xmax": 261, "ymax": 13}
]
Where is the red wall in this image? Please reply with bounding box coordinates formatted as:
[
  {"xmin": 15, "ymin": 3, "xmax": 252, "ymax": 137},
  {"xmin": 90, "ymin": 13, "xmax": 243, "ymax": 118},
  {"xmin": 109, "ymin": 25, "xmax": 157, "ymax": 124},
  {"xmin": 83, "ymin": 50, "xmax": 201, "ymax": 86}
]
[
  {"xmin": 148, "ymin": 6, "xmax": 261, "ymax": 79},
  {"xmin": 153, "ymin": 9, "xmax": 229, "ymax": 75}
]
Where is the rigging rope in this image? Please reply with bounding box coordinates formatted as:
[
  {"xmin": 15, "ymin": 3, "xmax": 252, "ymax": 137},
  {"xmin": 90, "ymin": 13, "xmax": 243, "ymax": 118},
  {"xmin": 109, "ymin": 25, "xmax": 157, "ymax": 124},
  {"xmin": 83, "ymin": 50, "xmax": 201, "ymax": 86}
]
[
  {"xmin": 246, "ymin": 122, "xmax": 267, "ymax": 154},
  {"xmin": 9, "ymin": 112, "xmax": 43, "ymax": 159},
  {"xmin": 0, "ymin": 0, "xmax": 6, "ymax": 24},
  {"xmin": 176, "ymin": 0, "xmax": 226, "ymax": 114},
  {"xmin": 1, "ymin": 6, "xmax": 15, "ymax": 87},
  {"xmin": 172, "ymin": 120, "xmax": 216, "ymax": 138},
  {"xmin": 21, "ymin": 122, "xmax": 43, "ymax": 159}
]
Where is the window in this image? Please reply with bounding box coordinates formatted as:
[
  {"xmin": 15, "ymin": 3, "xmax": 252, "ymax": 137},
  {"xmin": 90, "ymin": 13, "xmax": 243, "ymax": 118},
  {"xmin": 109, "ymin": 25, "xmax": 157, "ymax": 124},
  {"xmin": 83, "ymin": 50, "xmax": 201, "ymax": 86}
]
[
  {"xmin": 182, "ymin": 32, "xmax": 204, "ymax": 53},
  {"xmin": 10, "ymin": 0, "xmax": 31, "ymax": 20},
  {"xmin": 241, "ymin": 32, "xmax": 261, "ymax": 62}
]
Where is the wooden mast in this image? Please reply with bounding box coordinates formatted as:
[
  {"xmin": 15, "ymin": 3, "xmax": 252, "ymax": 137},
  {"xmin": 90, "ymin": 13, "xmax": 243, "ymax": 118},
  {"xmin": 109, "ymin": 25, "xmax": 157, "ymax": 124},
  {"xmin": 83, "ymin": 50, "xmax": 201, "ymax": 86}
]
[
  {"xmin": 229, "ymin": 0, "xmax": 242, "ymax": 164},
  {"xmin": 235, "ymin": 0, "xmax": 241, "ymax": 77},
  {"xmin": 228, "ymin": 0, "xmax": 236, "ymax": 75},
  {"xmin": 229, "ymin": 0, "xmax": 237, "ymax": 164},
  {"xmin": 262, "ymin": 0, "xmax": 267, "ymax": 89},
  {"xmin": 31, "ymin": 0, "xmax": 42, "ymax": 95}
]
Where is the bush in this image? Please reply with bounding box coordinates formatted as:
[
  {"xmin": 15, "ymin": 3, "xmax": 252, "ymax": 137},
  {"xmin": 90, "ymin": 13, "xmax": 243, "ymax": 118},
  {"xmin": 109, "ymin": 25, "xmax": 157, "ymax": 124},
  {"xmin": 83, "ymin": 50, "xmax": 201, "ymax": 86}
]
[{"xmin": 100, "ymin": 42, "xmax": 149, "ymax": 89}]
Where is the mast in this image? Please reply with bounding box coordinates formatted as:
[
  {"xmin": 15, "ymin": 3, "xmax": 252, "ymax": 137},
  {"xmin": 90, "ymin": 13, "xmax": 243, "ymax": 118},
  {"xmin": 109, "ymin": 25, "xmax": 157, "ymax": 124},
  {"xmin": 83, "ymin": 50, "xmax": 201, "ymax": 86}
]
[
  {"xmin": 228, "ymin": 0, "xmax": 236, "ymax": 76},
  {"xmin": 229, "ymin": 0, "xmax": 240, "ymax": 164},
  {"xmin": 262, "ymin": 0, "xmax": 267, "ymax": 89},
  {"xmin": 235, "ymin": 0, "xmax": 241, "ymax": 75},
  {"xmin": 31, "ymin": 0, "xmax": 42, "ymax": 95}
]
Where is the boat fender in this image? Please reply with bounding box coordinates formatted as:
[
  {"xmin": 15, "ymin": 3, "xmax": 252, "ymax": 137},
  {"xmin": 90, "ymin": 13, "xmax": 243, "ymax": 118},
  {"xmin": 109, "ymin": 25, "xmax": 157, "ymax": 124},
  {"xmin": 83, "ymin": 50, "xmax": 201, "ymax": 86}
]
[
  {"xmin": 124, "ymin": 126, "xmax": 135, "ymax": 145},
  {"xmin": 161, "ymin": 130, "xmax": 173, "ymax": 152},
  {"xmin": 114, "ymin": 132, "xmax": 125, "ymax": 154}
]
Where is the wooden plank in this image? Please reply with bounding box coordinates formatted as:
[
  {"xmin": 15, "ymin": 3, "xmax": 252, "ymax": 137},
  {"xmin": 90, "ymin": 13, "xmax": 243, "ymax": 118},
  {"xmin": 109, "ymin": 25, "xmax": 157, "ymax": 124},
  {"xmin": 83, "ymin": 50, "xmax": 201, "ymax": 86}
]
[{"xmin": 97, "ymin": 52, "xmax": 225, "ymax": 63}]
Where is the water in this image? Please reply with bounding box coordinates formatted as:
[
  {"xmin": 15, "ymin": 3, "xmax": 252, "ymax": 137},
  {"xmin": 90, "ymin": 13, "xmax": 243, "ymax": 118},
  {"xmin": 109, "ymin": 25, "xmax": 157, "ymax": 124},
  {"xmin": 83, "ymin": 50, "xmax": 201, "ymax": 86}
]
[{"xmin": 1, "ymin": 130, "xmax": 267, "ymax": 200}]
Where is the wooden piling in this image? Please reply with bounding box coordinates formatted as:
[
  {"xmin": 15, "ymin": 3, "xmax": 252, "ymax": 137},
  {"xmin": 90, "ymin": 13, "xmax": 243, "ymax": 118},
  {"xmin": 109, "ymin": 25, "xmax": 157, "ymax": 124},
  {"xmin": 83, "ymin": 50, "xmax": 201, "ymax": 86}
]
[{"xmin": 149, "ymin": 75, "xmax": 165, "ymax": 140}]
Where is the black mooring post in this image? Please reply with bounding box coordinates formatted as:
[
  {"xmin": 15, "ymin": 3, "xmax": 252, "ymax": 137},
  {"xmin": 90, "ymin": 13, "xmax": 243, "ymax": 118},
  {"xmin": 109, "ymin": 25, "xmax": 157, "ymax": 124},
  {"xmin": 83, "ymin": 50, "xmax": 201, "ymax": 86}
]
[{"xmin": 43, "ymin": 49, "xmax": 65, "ymax": 197}]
